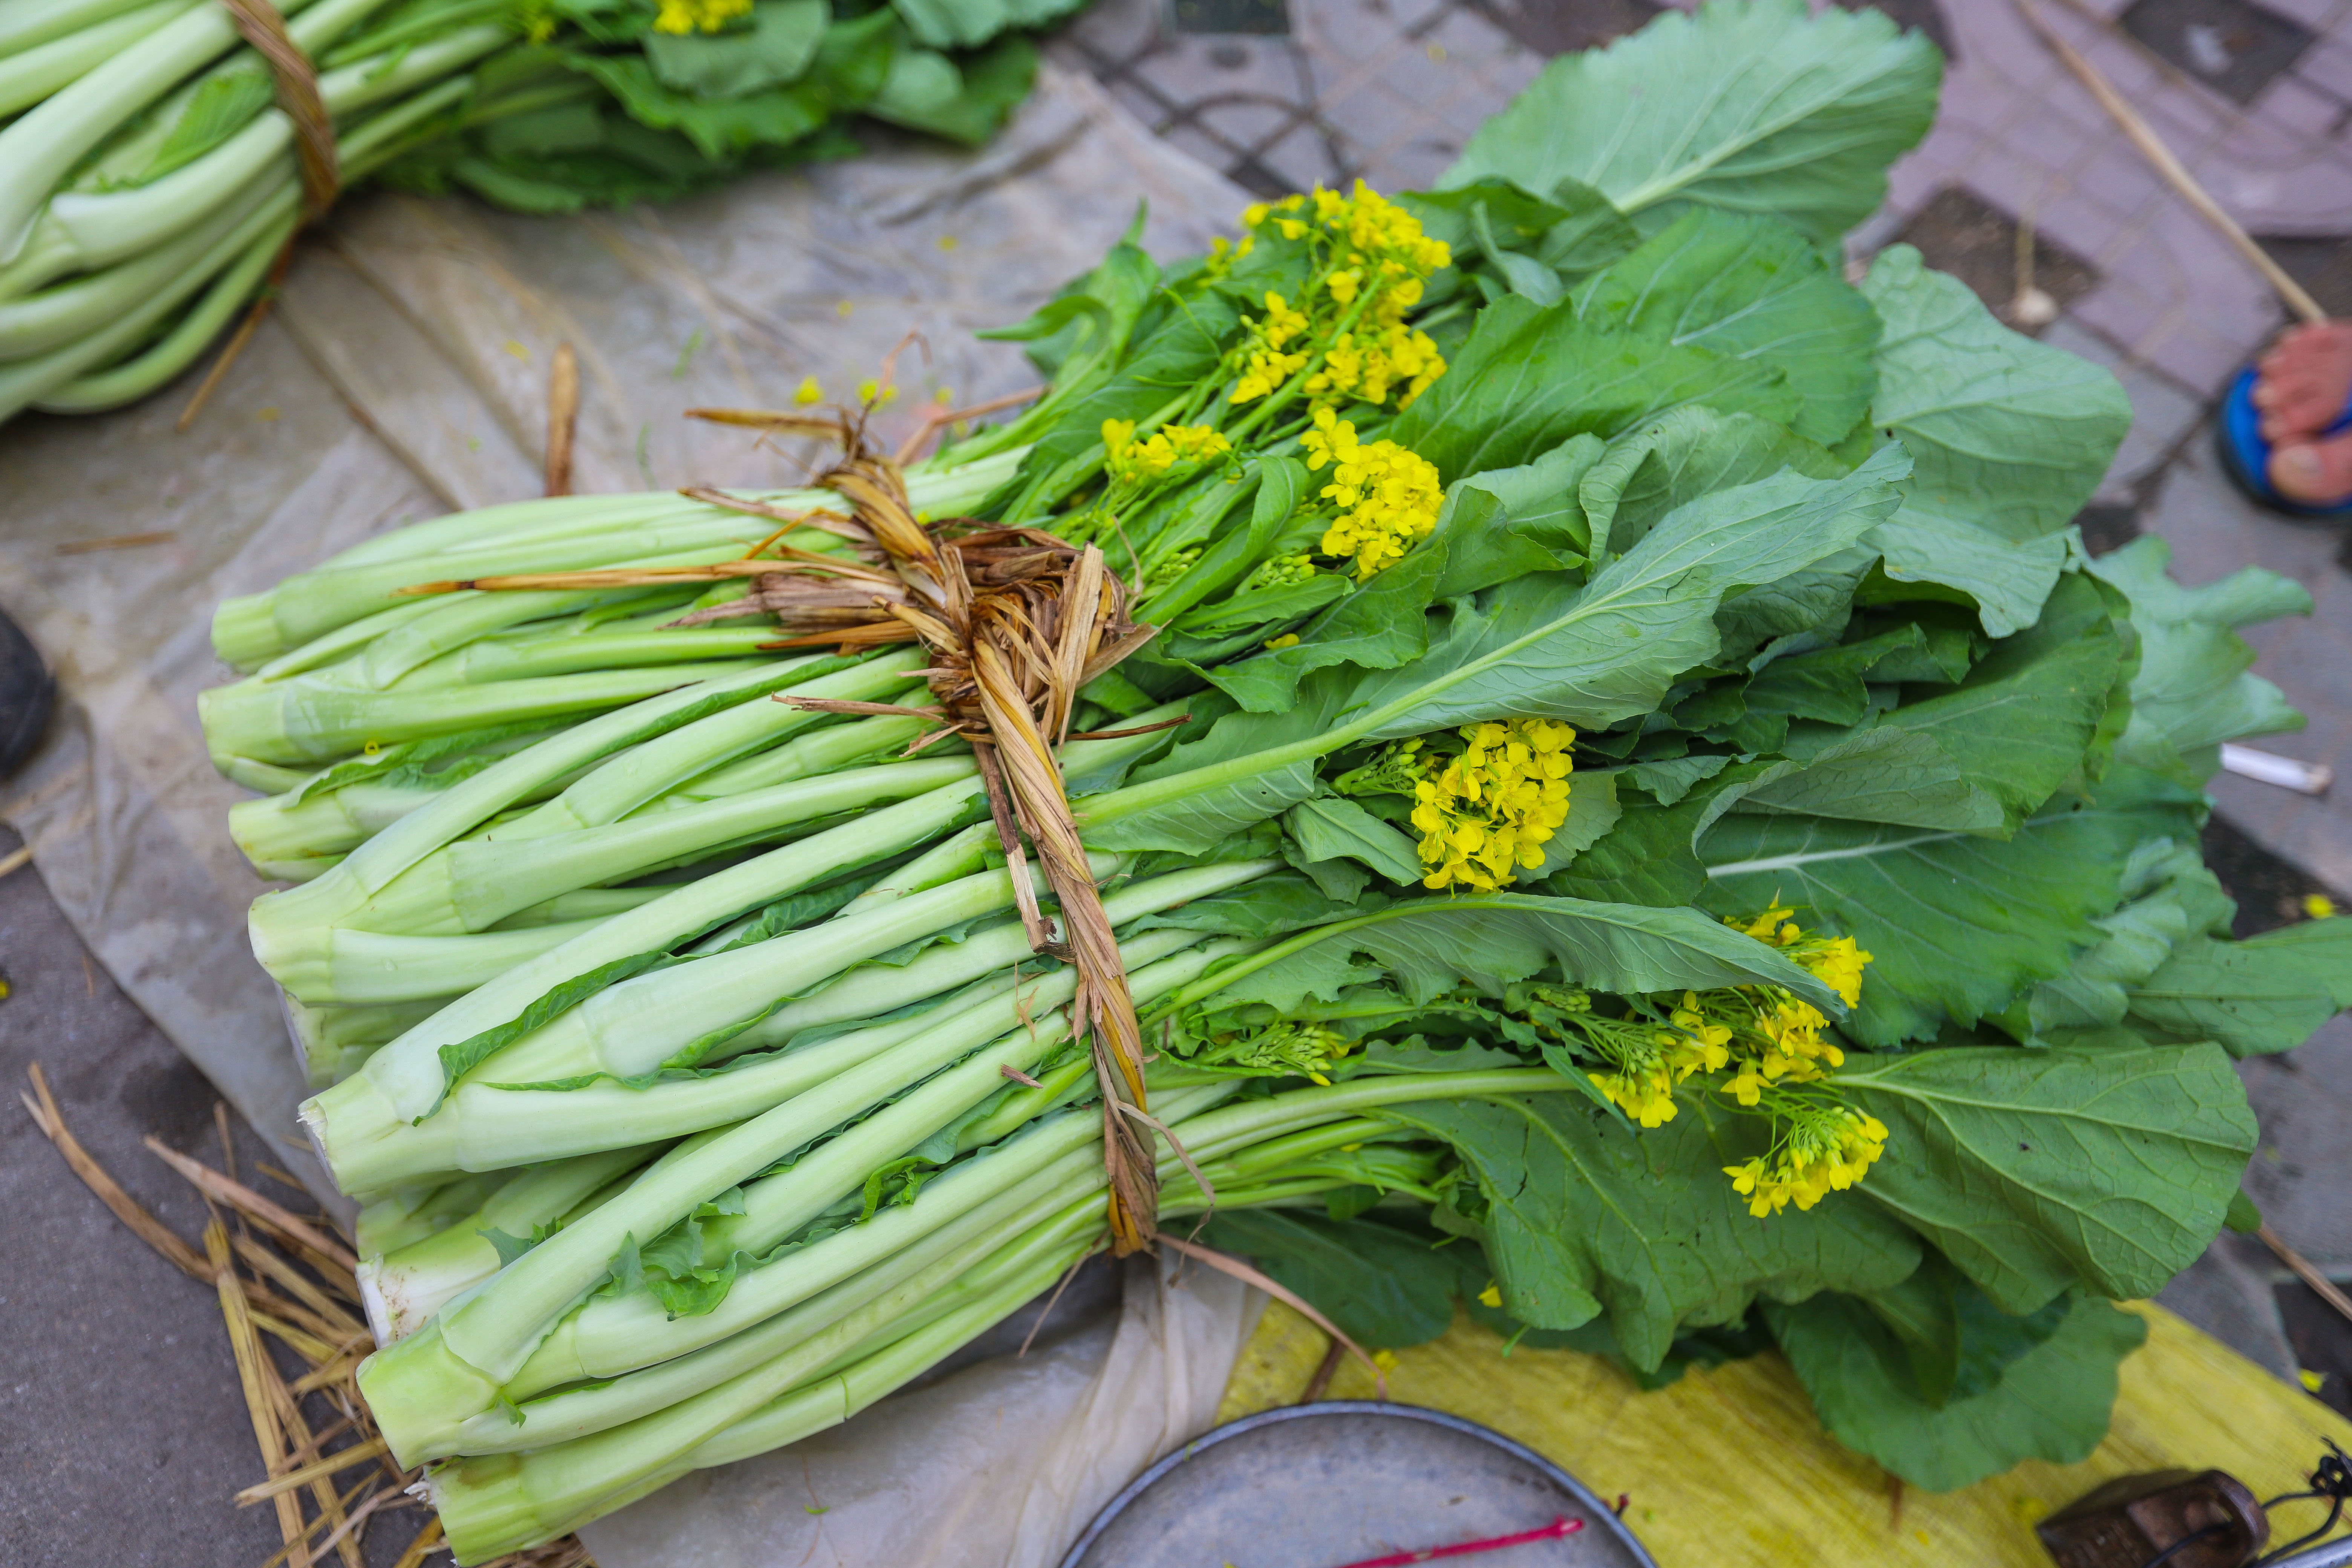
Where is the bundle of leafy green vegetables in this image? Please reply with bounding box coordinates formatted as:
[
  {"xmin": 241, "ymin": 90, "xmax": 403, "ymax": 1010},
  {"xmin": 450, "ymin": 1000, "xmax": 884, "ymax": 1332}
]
[
  {"xmin": 0, "ymin": 0, "xmax": 1087, "ymax": 424},
  {"xmin": 195, "ymin": 2, "xmax": 2352, "ymax": 1557}
]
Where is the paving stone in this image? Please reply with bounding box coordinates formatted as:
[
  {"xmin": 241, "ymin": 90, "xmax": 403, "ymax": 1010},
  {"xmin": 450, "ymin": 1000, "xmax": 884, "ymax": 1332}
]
[
  {"xmin": 2255, "ymin": 70, "xmax": 2350, "ymax": 136},
  {"xmin": 2120, "ymin": 0, "xmax": 2319, "ymax": 106},
  {"xmin": 2262, "ymin": 233, "xmax": 2352, "ymax": 313},
  {"xmin": 2157, "ymin": 1232, "xmax": 2302, "ymax": 1383},
  {"xmin": 1891, "ymin": 183, "xmax": 2103, "ymax": 332}
]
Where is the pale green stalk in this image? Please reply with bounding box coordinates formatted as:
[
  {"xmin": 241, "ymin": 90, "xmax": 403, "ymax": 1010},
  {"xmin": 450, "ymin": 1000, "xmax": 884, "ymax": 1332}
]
[
  {"xmin": 250, "ymin": 656, "xmax": 841, "ymax": 943},
  {"xmin": 299, "ymin": 711, "xmax": 1185, "ymax": 1162},
  {"xmin": 212, "ymin": 453, "xmax": 1026, "ymax": 665},
  {"xmin": 0, "ymin": 0, "xmax": 359, "ymax": 263},
  {"xmin": 428, "ymin": 1240, "xmax": 1077, "ymax": 1561},
  {"xmin": 344, "ymin": 754, "xmax": 966, "ymax": 939},
  {"xmin": 201, "ymin": 654, "xmax": 771, "ymax": 766},
  {"xmin": 357, "ymin": 1145, "xmax": 662, "ymax": 1344},
  {"xmin": 353, "ymin": 1170, "xmax": 513, "ymax": 1260},
  {"xmin": 0, "ymin": 0, "xmax": 196, "ymax": 118},
  {"xmin": 0, "ymin": 0, "xmax": 167, "ymax": 54},
  {"xmin": 360, "ymin": 943, "xmax": 1228, "ymax": 1459},
  {"xmin": 437, "ymin": 1190, "xmax": 1101, "ymax": 1465},
  {"xmin": 24, "ymin": 26, "xmax": 502, "ymax": 281},
  {"xmin": 0, "ymin": 185, "xmax": 294, "ymax": 420},
  {"xmin": 426, "ymin": 927, "xmax": 1211, "ymax": 1171},
  {"xmin": 470, "ymin": 856, "xmax": 1263, "ymax": 1094}
]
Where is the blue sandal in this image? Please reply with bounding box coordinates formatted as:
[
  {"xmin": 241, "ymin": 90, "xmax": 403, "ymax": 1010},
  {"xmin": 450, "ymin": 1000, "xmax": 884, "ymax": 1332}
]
[{"xmin": 2216, "ymin": 364, "xmax": 2352, "ymax": 518}]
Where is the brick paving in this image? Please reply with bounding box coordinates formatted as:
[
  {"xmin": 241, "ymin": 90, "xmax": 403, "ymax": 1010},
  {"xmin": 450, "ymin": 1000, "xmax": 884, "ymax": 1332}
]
[{"xmin": 1060, "ymin": 0, "xmax": 2352, "ymax": 1383}]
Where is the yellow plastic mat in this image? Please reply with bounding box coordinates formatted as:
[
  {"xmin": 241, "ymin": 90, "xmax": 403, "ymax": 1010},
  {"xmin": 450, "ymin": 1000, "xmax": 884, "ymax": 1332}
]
[{"xmin": 1216, "ymin": 1301, "xmax": 2352, "ymax": 1565}]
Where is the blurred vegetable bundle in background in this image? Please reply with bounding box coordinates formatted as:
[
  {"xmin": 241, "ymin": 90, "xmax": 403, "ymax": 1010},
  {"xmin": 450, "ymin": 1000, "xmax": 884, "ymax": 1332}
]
[{"xmin": 0, "ymin": 0, "xmax": 1088, "ymax": 424}]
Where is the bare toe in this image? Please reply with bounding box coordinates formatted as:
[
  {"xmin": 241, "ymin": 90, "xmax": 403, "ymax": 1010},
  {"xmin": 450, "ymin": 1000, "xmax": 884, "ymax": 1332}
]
[
  {"xmin": 2254, "ymin": 322, "xmax": 2352, "ymax": 440},
  {"xmin": 2268, "ymin": 429, "xmax": 2352, "ymax": 505}
]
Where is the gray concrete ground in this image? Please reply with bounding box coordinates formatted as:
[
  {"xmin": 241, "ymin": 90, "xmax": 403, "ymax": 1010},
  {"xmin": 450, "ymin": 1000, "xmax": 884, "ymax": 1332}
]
[{"xmin": 8, "ymin": 3, "xmax": 2352, "ymax": 1564}]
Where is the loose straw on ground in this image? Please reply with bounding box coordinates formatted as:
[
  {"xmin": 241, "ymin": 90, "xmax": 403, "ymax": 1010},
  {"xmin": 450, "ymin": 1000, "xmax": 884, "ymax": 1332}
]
[
  {"xmin": 545, "ymin": 342, "xmax": 580, "ymax": 497},
  {"xmin": 21, "ymin": 1064, "xmax": 596, "ymax": 1568},
  {"xmin": 2009, "ymin": 0, "xmax": 2326, "ymax": 324}
]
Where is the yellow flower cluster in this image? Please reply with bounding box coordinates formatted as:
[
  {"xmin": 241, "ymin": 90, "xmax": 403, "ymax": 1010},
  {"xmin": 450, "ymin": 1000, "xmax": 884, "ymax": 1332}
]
[
  {"xmin": 1227, "ymin": 184, "xmax": 1450, "ymax": 410},
  {"xmin": 1724, "ymin": 1106, "xmax": 1889, "ymax": 1217},
  {"xmin": 1392, "ymin": 718, "xmax": 1576, "ymax": 891},
  {"xmin": 1586, "ymin": 995, "xmax": 1732, "ymax": 1127},
  {"xmin": 652, "ymin": 0, "xmax": 750, "ymax": 34},
  {"xmin": 1302, "ymin": 409, "xmax": 1444, "ymax": 577},
  {"xmin": 1101, "ymin": 419, "xmax": 1232, "ymax": 486},
  {"xmin": 1714, "ymin": 906, "xmax": 1875, "ymax": 1102}
]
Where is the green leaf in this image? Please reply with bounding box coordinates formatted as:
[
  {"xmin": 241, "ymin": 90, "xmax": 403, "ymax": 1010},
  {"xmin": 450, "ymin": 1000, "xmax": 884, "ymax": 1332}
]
[
  {"xmin": 1286, "ymin": 796, "xmax": 1426, "ymax": 887},
  {"xmin": 642, "ymin": 1, "xmax": 827, "ymax": 97},
  {"xmin": 1859, "ymin": 246, "xmax": 2133, "ymax": 636},
  {"xmin": 1405, "ymin": 178, "xmax": 1641, "ymax": 286},
  {"xmin": 1520, "ymin": 769, "xmax": 1621, "ymax": 879},
  {"xmin": 1737, "ymin": 574, "xmax": 2127, "ymax": 835},
  {"xmin": 1200, "ymin": 1210, "xmax": 1471, "ymax": 1348},
  {"xmin": 1837, "ymin": 1044, "xmax": 2257, "ymax": 1311},
  {"xmin": 1388, "ymin": 295, "xmax": 1800, "ymax": 483},
  {"xmin": 1432, "ymin": 435, "xmax": 1602, "ymax": 596},
  {"xmin": 1571, "ymin": 210, "xmax": 1881, "ymax": 443},
  {"xmin": 1856, "ymin": 1251, "xmax": 2070, "ymax": 1407},
  {"xmin": 1768, "ymin": 1292, "xmax": 2145, "ymax": 1490},
  {"xmin": 2087, "ymin": 535, "xmax": 2309, "ymax": 777},
  {"xmin": 2225, "ymin": 1190, "xmax": 2262, "ymax": 1234},
  {"xmin": 2009, "ymin": 839, "xmax": 2229, "ymax": 1039},
  {"xmin": 437, "ymin": 949, "xmax": 679, "ymax": 1095},
  {"xmin": 1581, "ymin": 407, "xmax": 1844, "ymax": 562},
  {"xmin": 1443, "ymin": 0, "xmax": 1940, "ymax": 244},
  {"xmin": 1701, "ymin": 769, "xmax": 2202, "ymax": 1045},
  {"xmin": 1349, "ymin": 446, "xmax": 1911, "ymax": 740},
  {"xmin": 1385, "ymin": 1096, "xmax": 1920, "ymax": 1367},
  {"xmin": 866, "ymin": 36, "xmax": 1038, "ymax": 146},
  {"xmin": 142, "ymin": 69, "xmax": 277, "ymax": 184},
  {"xmin": 890, "ymin": 0, "xmax": 1086, "ymax": 49},
  {"xmin": 1129, "ymin": 872, "xmax": 1369, "ymax": 941},
  {"xmin": 2126, "ymin": 919, "xmax": 2352, "ymax": 1057},
  {"xmin": 1253, "ymin": 891, "xmax": 1842, "ymax": 1011}
]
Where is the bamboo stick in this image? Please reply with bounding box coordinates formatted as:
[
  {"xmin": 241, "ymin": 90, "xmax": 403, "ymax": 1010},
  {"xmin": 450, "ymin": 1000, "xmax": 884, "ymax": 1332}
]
[{"xmin": 2009, "ymin": 0, "xmax": 2326, "ymax": 323}]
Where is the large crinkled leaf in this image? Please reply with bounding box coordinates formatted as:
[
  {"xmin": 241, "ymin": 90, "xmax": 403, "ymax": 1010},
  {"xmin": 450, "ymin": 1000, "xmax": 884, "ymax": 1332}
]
[
  {"xmin": 1283, "ymin": 796, "xmax": 1425, "ymax": 888},
  {"xmin": 1571, "ymin": 210, "xmax": 1881, "ymax": 443},
  {"xmin": 1348, "ymin": 445, "xmax": 1911, "ymax": 740},
  {"xmin": 1699, "ymin": 769, "xmax": 2203, "ymax": 1045},
  {"xmin": 1384, "ymin": 1096, "xmax": 1920, "ymax": 1367},
  {"xmin": 1736, "ymin": 574, "xmax": 2127, "ymax": 835},
  {"xmin": 2004, "ymin": 839, "xmax": 2231, "ymax": 1041},
  {"xmin": 2086, "ymin": 535, "xmax": 2309, "ymax": 778},
  {"xmin": 1388, "ymin": 295, "xmax": 1799, "ymax": 482},
  {"xmin": 643, "ymin": 2, "xmax": 827, "ymax": 96},
  {"xmin": 1258, "ymin": 892, "xmax": 1841, "ymax": 1011},
  {"xmin": 1836, "ymin": 1044, "xmax": 2257, "ymax": 1312},
  {"xmin": 1581, "ymin": 406, "xmax": 1843, "ymax": 562},
  {"xmin": 1859, "ymin": 246, "xmax": 2132, "ymax": 635},
  {"xmin": 1442, "ymin": 0, "xmax": 1939, "ymax": 244},
  {"xmin": 1854, "ymin": 1252, "xmax": 2072, "ymax": 1409},
  {"xmin": 2126, "ymin": 919, "xmax": 2352, "ymax": 1057},
  {"xmin": 1768, "ymin": 1292, "xmax": 2145, "ymax": 1490},
  {"xmin": 890, "ymin": 0, "xmax": 1087, "ymax": 49}
]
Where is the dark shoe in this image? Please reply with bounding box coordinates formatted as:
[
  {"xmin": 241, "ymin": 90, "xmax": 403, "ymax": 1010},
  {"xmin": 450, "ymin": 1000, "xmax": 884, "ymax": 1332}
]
[{"xmin": 0, "ymin": 607, "xmax": 53, "ymax": 781}]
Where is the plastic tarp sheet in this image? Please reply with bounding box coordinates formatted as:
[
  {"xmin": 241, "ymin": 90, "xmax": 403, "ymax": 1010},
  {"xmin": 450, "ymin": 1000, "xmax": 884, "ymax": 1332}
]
[{"xmin": 0, "ymin": 65, "xmax": 1261, "ymax": 1562}]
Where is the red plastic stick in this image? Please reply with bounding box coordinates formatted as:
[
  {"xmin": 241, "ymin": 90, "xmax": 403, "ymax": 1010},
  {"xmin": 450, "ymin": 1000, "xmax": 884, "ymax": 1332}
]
[{"xmin": 1326, "ymin": 1515, "xmax": 1585, "ymax": 1568}]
